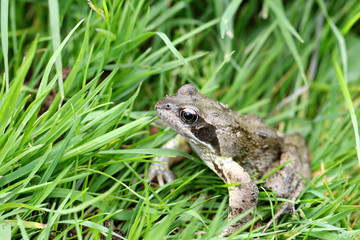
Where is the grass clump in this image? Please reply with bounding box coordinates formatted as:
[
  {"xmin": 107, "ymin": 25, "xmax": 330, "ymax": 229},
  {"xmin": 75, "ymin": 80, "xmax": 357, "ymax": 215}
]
[{"xmin": 0, "ymin": 0, "xmax": 360, "ymax": 239}]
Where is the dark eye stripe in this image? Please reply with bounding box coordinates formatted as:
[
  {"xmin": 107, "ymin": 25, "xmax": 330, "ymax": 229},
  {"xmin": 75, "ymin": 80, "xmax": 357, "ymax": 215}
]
[{"xmin": 192, "ymin": 124, "xmax": 220, "ymax": 154}]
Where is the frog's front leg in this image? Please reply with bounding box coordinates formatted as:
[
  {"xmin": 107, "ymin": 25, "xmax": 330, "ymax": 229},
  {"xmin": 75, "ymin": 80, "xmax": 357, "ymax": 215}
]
[
  {"xmin": 148, "ymin": 134, "xmax": 191, "ymax": 186},
  {"xmin": 207, "ymin": 157, "xmax": 259, "ymax": 236},
  {"xmin": 263, "ymin": 133, "xmax": 311, "ymax": 232}
]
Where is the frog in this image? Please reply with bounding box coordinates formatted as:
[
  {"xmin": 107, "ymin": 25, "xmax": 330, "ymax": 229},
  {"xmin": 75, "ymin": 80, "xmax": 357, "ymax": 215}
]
[{"xmin": 148, "ymin": 84, "xmax": 311, "ymax": 236}]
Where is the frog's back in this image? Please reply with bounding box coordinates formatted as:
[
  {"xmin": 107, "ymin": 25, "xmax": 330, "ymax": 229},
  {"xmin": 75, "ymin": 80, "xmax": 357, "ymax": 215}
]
[{"xmin": 220, "ymin": 112, "xmax": 284, "ymax": 178}]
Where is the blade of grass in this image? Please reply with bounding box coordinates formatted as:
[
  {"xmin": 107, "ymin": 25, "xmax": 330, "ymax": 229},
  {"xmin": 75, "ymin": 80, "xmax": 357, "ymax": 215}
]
[
  {"xmin": 0, "ymin": 144, "xmax": 44, "ymax": 175},
  {"xmin": 48, "ymin": 0, "xmax": 64, "ymax": 104},
  {"xmin": 57, "ymin": 220, "xmax": 125, "ymax": 239},
  {"xmin": 62, "ymin": 116, "xmax": 151, "ymax": 161},
  {"xmin": 143, "ymin": 18, "xmax": 220, "ymax": 64},
  {"xmin": 201, "ymin": 51, "xmax": 234, "ymax": 93},
  {"xmin": 266, "ymin": 0, "xmax": 304, "ymax": 43},
  {"xmin": 222, "ymin": 22, "xmax": 277, "ymax": 104},
  {"xmin": 145, "ymin": 1, "xmax": 186, "ymax": 31},
  {"xmin": 0, "ymin": 35, "xmax": 38, "ymax": 136},
  {"xmin": 54, "ymin": 181, "xmax": 121, "ymax": 215},
  {"xmin": 10, "ymin": 0, "xmax": 17, "ymax": 56},
  {"xmin": 332, "ymin": 53, "xmax": 360, "ymax": 165},
  {"xmin": 37, "ymin": 117, "xmax": 79, "ymax": 187},
  {"xmin": 278, "ymin": 20, "xmax": 307, "ymax": 84},
  {"xmin": 154, "ymin": 32, "xmax": 188, "ymax": 65},
  {"xmin": 317, "ymin": 0, "xmax": 348, "ymax": 82},
  {"xmin": 1, "ymin": 0, "xmax": 9, "ymax": 91},
  {"xmin": 0, "ymin": 221, "xmax": 11, "ymax": 240},
  {"xmin": 317, "ymin": 0, "xmax": 360, "ymax": 165},
  {"xmin": 16, "ymin": 216, "xmax": 30, "ymax": 240},
  {"xmin": 37, "ymin": 19, "xmax": 84, "ymax": 97},
  {"xmin": 45, "ymin": 12, "xmax": 89, "ymax": 119},
  {"xmin": 220, "ymin": 0, "xmax": 243, "ymax": 38},
  {"xmin": 341, "ymin": 11, "xmax": 360, "ymax": 35}
]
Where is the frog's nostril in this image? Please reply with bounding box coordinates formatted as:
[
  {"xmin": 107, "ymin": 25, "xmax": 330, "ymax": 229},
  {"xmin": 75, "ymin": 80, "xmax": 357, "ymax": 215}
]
[{"xmin": 165, "ymin": 104, "xmax": 171, "ymax": 110}]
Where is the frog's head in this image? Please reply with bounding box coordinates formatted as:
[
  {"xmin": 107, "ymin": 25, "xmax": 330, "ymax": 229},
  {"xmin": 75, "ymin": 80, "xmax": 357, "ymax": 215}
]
[{"xmin": 155, "ymin": 84, "xmax": 233, "ymax": 155}]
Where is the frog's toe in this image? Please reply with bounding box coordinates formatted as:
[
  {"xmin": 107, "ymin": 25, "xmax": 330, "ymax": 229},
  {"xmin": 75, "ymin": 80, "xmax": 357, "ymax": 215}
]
[
  {"xmin": 147, "ymin": 163, "xmax": 176, "ymax": 186},
  {"xmin": 154, "ymin": 170, "xmax": 176, "ymax": 186},
  {"xmin": 162, "ymin": 170, "xmax": 176, "ymax": 184},
  {"xmin": 147, "ymin": 167, "xmax": 157, "ymax": 183},
  {"xmin": 289, "ymin": 203, "xmax": 296, "ymax": 215}
]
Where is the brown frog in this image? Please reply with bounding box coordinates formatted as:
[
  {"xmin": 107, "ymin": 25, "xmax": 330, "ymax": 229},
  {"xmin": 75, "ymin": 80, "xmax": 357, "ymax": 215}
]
[{"xmin": 148, "ymin": 84, "xmax": 311, "ymax": 235}]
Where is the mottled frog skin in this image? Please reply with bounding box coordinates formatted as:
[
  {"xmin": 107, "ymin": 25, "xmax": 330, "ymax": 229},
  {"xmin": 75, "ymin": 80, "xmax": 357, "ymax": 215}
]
[{"xmin": 149, "ymin": 84, "xmax": 311, "ymax": 235}]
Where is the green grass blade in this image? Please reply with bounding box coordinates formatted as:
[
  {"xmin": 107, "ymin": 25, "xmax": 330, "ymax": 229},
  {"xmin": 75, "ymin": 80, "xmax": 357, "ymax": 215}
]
[
  {"xmin": 0, "ymin": 144, "xmax": 44, "ymax": 175},
  {"xmin": 317, "ymin": 0, "xmax": 360, "ymax": 165},
  {"xmin": 38, "ymin": 118, "xmax": 79, "ymax": 186},
  {"xmin": 31, "ymin": 163, "xmax": 73, "ymax": 206},
  {"xmin": 220, "ymin": 0, "xmax": 243, "ymax": 38},
  {"xmin": 222, "ymin": 22, "xmax": 277, "ymax": 104},
  {"xmin": 57, "ymin": 220, "xmax": 125, "ymax": 239},
  {"xmin": 54, "ymin": 182, "xmax": 121, "ymax": 215},
  {"xmin": 145, "ymin": 1, "xmax": 186, "ymax": 31},
  {"xmin": 17, "ymin": 216, "xmax": 30, "ymax": 240},
  {"xmin": 341, "ymin": 11, "xmax": 360, "ymax": 35},
  {"xmin": 0, "ymin": 35, "xmax": 38, "ymax": 135},
  {"xmin": 1, "ymin": 0, "xmax": 9, "ymax": 91},
  {"xmin": 154, "ymin": 32, "xmax": 188, "ymax": 65},
  {"xmin": 143, "ymin": 18, "xmax": 219, "ymax": 64},
  {"xmin": 0, "ymin": 203, "xmax": 46, "ymax": 212},
  {"xmin": 266, "ymin": 0, "xmax": 304, "ymax": 43},
  {"xmin": 96, "ymin": 28, "xmax": 117, "ymax": 40},
  {"xmin": 37, "ymin": 19, "xmax": 84, "ymax": 97},
  {"xmin": 332, "ymin": 53, "xmax": 360, "ymax": 165},
  {"xmin": 201, "ymin": 51, "xmax": 234, "ymax": 93},
  {"xmin": 48, "ymin": 0, "xmax": 64, "ymax": 101},
  {"xmin": 0, "ymin": 221, "xmax": 11, "ymax": 240},
  {"xmin": 278, "ymin": 23, "xmax": 307, "ymax": 84},
  {"xmin": 62, "ymin": 116, "xmax": 151, "ymax": 161},
  {"xmin": 9, "ymin": 0, "xmax": 17, "ymax": 56},
  {"xmin": 317, "ymin": 0, "xmax": 348, "ymax": 82}
]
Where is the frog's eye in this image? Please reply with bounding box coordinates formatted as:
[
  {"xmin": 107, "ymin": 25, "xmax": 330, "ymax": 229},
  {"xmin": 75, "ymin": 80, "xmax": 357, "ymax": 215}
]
[{"xmin": 180, "ymin": 108, "xmax": 198, "ymax": 124}]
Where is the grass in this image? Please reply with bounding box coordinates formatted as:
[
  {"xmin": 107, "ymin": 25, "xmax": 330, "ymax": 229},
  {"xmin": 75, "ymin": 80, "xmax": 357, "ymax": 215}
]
[{"xmin": 0, "ymin": 0, "xmax": 360, "ymax": 239}]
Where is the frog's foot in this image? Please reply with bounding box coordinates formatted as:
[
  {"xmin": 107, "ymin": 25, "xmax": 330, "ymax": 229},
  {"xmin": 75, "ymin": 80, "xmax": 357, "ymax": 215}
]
[
  {"xmin": 262, "ymin": 201, "xmax": 295, "ymax": 233},
  {"xmin": 262, "ymin": 133, "xmax": 310, "ymax": 232},
  {"xmin": 148, "ymin": 157, "xmax": 177, "ymax": 186},
  {"xmin": 147, "ymin": 134, "xmax": 191, "ymax": 186}
]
